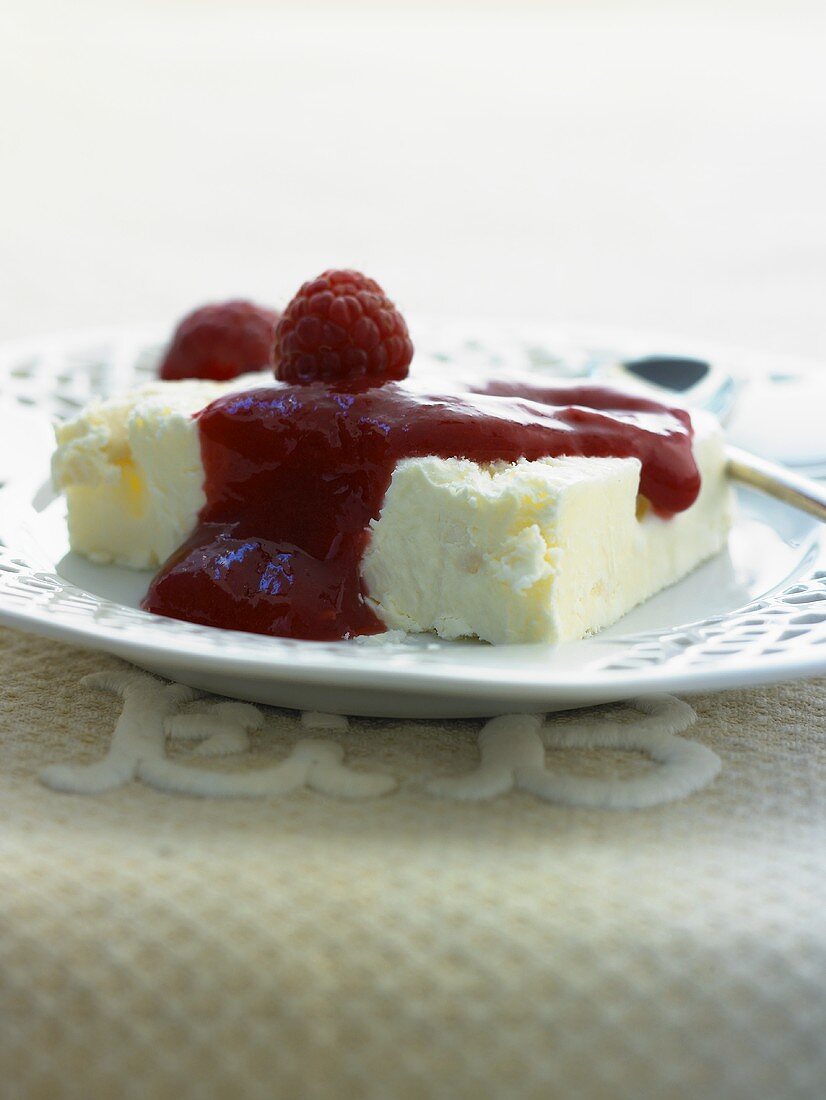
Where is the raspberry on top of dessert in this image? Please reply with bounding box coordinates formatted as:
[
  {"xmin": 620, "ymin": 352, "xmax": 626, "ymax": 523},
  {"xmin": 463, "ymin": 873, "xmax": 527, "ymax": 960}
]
[
  {"xmin": 53, "ymin": 270, "xmax": 731, "ymax": 645},
  {"xmin": 272, "ymin": 269, "xmax": 414, "ymax": 385}
]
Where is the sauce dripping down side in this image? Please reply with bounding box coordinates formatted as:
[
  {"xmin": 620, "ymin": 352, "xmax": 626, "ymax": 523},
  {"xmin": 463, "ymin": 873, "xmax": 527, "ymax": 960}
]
[{"xmin": 143, "ymin": 381, "xmax": 699, "ymax": 640}]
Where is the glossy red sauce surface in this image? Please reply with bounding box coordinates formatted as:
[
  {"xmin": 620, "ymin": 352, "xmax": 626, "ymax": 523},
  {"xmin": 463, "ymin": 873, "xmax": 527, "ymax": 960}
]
[{"xmin": 143, "ymin": 379, "xmax": 699, "ymax": 640}]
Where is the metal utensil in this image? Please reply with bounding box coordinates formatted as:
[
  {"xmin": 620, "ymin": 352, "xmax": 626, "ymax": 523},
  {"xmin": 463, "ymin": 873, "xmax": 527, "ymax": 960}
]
[
  {"xmin": 593, "ymin": 354, "xmax": 742, "ymax": 424},
  {"xmin": 727, "ymin": 446, "xmax": 826, "ymax": 523}
]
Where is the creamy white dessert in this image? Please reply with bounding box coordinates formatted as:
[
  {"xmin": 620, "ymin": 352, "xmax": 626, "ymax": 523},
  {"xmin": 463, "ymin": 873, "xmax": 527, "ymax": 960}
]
[
  {"xmin": 363, "ymin": 431, "xmax": 729, "ymax": 643},
  {"xmin": 53, "ymin": 378, "xmax": 245, "ymax": 569},
  {"xmin": 52, "ymin": 378, "xmax": 732, "ymax": 644}
]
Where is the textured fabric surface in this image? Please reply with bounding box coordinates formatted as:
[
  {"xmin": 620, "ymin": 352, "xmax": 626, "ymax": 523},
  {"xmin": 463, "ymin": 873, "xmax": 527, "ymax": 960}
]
[{"xmin": 1, "ymin": 625, "xmax": 825, "ymax": 1099}]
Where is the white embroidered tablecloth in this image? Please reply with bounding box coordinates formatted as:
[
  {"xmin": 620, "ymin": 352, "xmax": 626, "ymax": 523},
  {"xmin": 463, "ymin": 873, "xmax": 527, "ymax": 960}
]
[{"xmin": 1, "ymin": 624, "xmax": 824, "ymax": 1099}]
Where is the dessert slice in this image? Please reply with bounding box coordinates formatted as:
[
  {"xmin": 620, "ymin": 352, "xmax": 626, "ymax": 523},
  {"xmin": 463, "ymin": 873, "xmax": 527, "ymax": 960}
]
[
  {"xmin": 363, "ymin": 419, "xmax": 729, "ymax": 643},
  {"xmin": 53, "ymin": 378, "xmax": 730, "ymax": 644},
  {"xmin": 52, "ymin": 270, "xmax": 732, "ymax": 644}
]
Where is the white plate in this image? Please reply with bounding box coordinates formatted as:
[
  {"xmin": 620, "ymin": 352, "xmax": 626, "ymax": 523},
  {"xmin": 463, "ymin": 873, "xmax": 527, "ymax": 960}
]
[{"xmin": 0, "ymin": 326, "xmax": 824, "ymax": 718}]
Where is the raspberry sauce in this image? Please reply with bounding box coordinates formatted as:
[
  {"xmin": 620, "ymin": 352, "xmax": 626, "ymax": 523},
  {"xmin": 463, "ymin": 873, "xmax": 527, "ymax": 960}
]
[{"xmin": 142, "ymin": 380, "xmax": 699, "ymax": 640}]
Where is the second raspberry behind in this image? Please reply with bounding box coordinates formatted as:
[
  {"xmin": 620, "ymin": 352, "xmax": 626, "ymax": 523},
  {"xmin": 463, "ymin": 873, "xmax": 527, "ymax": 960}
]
[
  {"xmin": 273, "ymin": 270, "xmax": 414, "ymax": 385},
  {"xmin": 159, "ymin": 300, "xmax": 280, "ymax": 382}
]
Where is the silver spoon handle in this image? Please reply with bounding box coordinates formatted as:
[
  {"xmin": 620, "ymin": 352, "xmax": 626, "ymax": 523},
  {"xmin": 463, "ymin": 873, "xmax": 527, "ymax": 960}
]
[{"xmin": 726, "ymin": 445, "xmax": 826, "ymax": 523}]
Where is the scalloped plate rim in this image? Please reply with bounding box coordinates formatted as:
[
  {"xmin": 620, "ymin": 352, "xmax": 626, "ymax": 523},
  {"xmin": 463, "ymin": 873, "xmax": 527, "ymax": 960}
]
[{"xmin": 0, "ymin": 322, "xmax": 824, "ymax": 716}]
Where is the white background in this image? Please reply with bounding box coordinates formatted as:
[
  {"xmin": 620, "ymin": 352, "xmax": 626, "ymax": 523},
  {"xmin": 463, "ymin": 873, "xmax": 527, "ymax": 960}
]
[{"xmin": 1, "ymin": 0, "xmax": 825, "ymax": 362}]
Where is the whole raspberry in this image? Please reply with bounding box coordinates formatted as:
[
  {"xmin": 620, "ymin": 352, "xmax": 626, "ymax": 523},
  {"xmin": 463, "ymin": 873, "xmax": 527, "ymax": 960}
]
[
  {"xmin": 273, "ymin": 270, "xmax": 414, "ymax": 385},
  {"xmin": 158, "ymin": 300, "xmax": 280, "ymax": 382}
]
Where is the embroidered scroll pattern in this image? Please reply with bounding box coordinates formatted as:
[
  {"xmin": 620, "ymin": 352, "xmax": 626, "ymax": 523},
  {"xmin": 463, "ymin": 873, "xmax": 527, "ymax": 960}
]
[{"xmin": 39, "ymin": 675, "xmax": 720, "ymax": 808}]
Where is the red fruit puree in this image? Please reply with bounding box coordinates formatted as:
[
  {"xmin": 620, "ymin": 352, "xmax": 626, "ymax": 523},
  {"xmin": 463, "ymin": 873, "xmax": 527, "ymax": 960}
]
[{"xmin": 142, "ymin": 378, "xmax": 699, "ymax": 641}]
